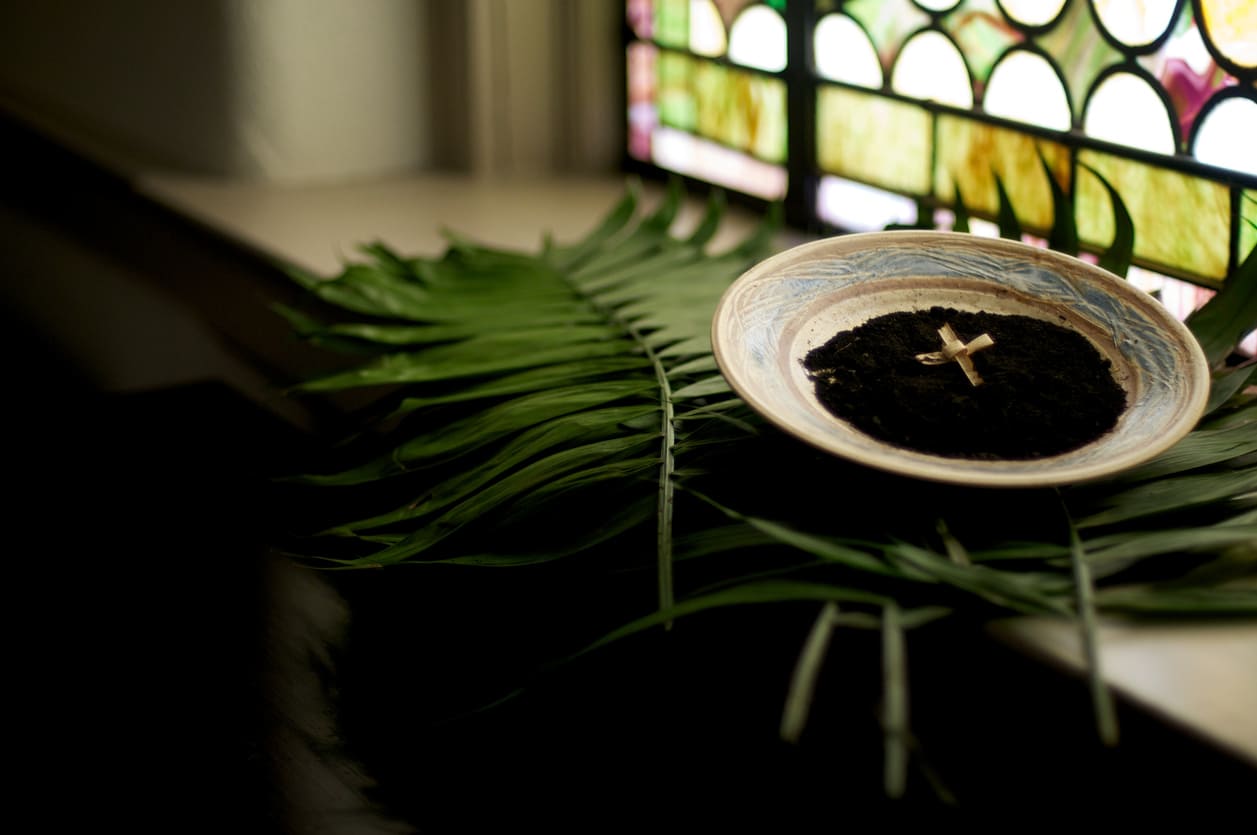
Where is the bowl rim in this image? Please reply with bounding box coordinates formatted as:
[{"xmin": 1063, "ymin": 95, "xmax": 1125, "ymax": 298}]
[{"xmin": 711, "ymin": 230, "xmax": 1212, "ymax": 487}]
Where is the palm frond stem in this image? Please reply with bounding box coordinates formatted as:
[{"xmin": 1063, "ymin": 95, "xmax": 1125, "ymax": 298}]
[
  {"xmin": 555, "ymin": 254, "xmax": 679, "ymax": 622},
  {"xmin": 881, "ymin": 601, "xmax": 909, "ymax": 798},
  {"xmin": 1060, "ymin": 490, "xmax": 1120, "ymax": 747}
]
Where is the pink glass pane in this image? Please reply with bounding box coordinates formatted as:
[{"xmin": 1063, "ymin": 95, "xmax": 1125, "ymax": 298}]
[
  {"xmin": 1137, "ymin": 8, "xmax": 1239, "ymax": 144},
  {"xmin": 627, "ymin": 0, "xmax": 654, "ymax": 39},
  {"xmin": 627, "ymin": 42, "xmax": 658, "ymax": 161}
]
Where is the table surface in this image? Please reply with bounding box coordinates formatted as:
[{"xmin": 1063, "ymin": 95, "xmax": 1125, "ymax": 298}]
[{"xmin": 137, "ymin": 169, "xmax": 1257, "ymax": 769}]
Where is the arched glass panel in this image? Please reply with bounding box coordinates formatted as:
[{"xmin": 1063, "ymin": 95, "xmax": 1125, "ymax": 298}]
[
  {"xmin": 891, "ymin": 30, "xmax": 974, "ymax": 107},
  {"xmin": 1192, "ymin": 92, "xmax": 1257, "ymax": 176},
  {"xmin": 728, "ymin": 4, "xmax": 788, "ymax": 72},
  {"xmin": 689, "ymin": 0, "xmax": 727, "ymax": 57},
  {"xmin": 914, "ymin": 0, "xmax": 962, "ymax": 12},
  {"xmin": 984, "ymin": 49, "xmax": 1072, "ymax": 130},
  {"xmin": 998, "ymin": 0, "xmax": 1069, "ymax": 28},
  {"xmin": 814, "ymin": 13, "xmax": 883, "ymax": 88},
  {"xmin": 1083, "ymin": 70, "xmax": 1177, "ymax": 153},
  {"xmin": 1091, "ymin": 0, "xmax": 1180, "ymax": 49}
]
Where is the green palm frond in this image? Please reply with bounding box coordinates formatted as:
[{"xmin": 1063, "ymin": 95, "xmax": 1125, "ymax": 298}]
[{"xmin": 277, "ymin": 175, "xmax": 1257, "ymax": 799}]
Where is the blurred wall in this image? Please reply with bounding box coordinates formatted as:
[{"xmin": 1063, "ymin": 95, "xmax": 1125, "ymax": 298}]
[{"xmin": 0, "ymin": 0, "xmax": 622, "ymax": 183}]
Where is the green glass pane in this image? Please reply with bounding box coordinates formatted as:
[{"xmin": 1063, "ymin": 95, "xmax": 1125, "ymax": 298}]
[
  {"xmin": 1036, "ymin": 0, "xmax": 1125, "ymax": 124},
  {"xmin": 941, "ymin": 0, "xmax": 1021, "ymax": 84},
  {"xmin": 1240, "ymin": 190, "xmax": 1257, "ymax": 267},
  {"xmin": 695, "ymin": 61, "xmax": 787, "ymax": 162},
  {"xmin": 935, "ymin": 115, "xmax": 1070, "ymax": 232},
  {"xmin": 842, "ymin": 0, "xmax": 929, "ymax": 63},
  {"xmin": 654, "ymin": 0, "xmax": 689, "ymax": 49},
  {"xmin": 816, "ymin": 85, "xmax": 932, "ymax": 194},
  {"xmin": 656, "ymin": 51, "xmax": 696, "ymax": 131},
  {"xmin": 1077, "ymin": 151, "xmax": 1231, "ymax": 280}
]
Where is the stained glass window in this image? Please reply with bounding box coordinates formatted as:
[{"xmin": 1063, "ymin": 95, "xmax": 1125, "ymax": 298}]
[
  {"xmin": 624, "ymin": 0, "xmax": 1256, "ymax": 336},
  {"xmin": 625, "ymin": 0, "xmax": 790, "ymax": 200}
]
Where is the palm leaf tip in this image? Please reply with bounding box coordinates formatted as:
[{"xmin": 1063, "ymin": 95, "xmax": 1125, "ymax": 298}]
[{"xmin": 1186, "ymin": 242, "xmax": 1257, "ymax": 368}]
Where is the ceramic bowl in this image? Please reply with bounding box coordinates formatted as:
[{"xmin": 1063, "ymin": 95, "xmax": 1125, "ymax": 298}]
[{"xmin": 711, "ymin": 231, "xmax": 1211, "ymax": 487}]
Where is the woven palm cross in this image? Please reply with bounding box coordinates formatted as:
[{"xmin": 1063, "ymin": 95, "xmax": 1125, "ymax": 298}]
[{"xmin": 914, "ymin": 323, "xmax": 995, "ymax": 386}]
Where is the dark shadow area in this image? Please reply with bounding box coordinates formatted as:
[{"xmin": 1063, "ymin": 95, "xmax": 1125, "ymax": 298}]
[{"xmin": 3, "ymin": 112, "xmax": 1253, "ymax": 834}]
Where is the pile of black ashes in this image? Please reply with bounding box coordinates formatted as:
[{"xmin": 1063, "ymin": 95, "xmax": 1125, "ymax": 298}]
[{"xmin": 801, "ymin": 306, "xmax": 1127, "ymax": 460}]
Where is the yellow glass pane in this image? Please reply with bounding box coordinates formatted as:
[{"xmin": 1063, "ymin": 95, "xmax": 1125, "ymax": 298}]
[
  {"xmin": 1077, "ymin": 151, "xmax": 1232, "ymax": 280},
  {"xmin": 816, "ymin": 86, "xmax": 932, "ymax": 194},
  {"xmin": 1240, "ymin": 190, "xmax": 1257, "ymax": 266},
  {"xmin": 934, "ymin": 115, "xmax": 1070, "ymax": 232},
  {"xmin": 742, "ymin": 74, "xmax": 788, "ymax": 163},
  {"xmin": 693, "ymin": 59, "xmax": 727, "ymax": 140},
  {"xmin": 694, "ymin": 61, "xmax": 787, "ymax": 162},
  {"xmin": 1201, "ymin": 0, "xmax": 1257, "ymax": 69}
]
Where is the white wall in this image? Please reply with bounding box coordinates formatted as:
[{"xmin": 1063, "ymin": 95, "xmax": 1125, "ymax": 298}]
[
  {"xmin": 0, "ymin": 0, "xmax": 622, "ymax": 183},
  {"xmin": 222, "ymin": 0, "xmax": 433, "ymax": 183}
]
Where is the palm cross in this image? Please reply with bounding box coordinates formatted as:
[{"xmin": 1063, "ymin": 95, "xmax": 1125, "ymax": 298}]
[{"xmin": 914, "ymin": 323, "xmax": 995, "ymax": 387}]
